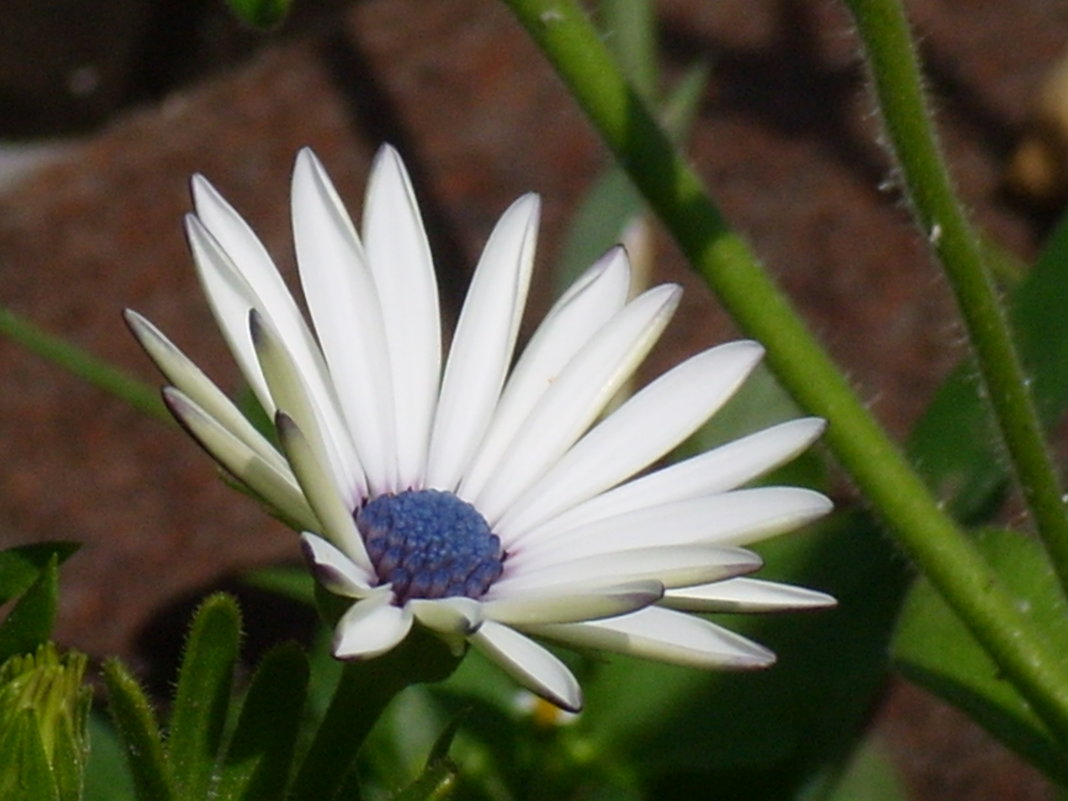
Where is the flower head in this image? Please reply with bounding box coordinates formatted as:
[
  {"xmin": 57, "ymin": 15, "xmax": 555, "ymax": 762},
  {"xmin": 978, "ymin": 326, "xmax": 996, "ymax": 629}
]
[{"xmin": 126, "ymin": 146, "xmax": 834, "ymax": 711}]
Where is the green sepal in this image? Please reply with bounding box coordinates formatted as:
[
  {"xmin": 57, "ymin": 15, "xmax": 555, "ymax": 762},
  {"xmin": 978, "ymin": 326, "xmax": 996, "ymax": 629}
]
[
  {"xmin": 0, "ymin": 708, "xmax": 60, "ymax": 801},
  {"xmin": 892, "ymin": 527, "xmax": 1068, "ymax": 782},
  {"xmin": 102, "ymin": 658, "xmax": 176, "ymax": 801},
  {"xmin": 0, "ymin": 555, "xmax": 59, "ymax": 664},
  {"xmin": 214, "ymin": 642, "xmax": 309, "ymax": 801},
  {"xmin": 167, "ymin": 593, "xmax": 241, "ymax": 800},
  {"xmin": 223, "ymin": 0, "xmax": 291, "ymax": 30},
  {"xmin": 0, "ymin": 542, "xmax": 79, "ymax": 607}
]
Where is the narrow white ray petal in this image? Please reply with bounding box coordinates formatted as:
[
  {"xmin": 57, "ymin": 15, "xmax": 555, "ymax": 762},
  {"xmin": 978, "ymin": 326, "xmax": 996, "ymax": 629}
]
[
  {"xmin": 528, "ymin": 607, "xmax": 775, "ymax": 670},
  {"xmin": 481, "ymin": 579, "xmax": 662, "ymax": 626},
  {"xmin": 426, "ymin": 195, "xmax": 540, "ymax": 491},
  {"xmin": 468, "ymin": 621, "xmax": 582, "ymax": 712},
  {"xmin": 662, "ymin": 577, "xmax": 837, "ymax": 613},
  {"xmin": 333, "ymin": 590, "xmax": 414, "ymax": 660},
  {"xmin": 162, "ymin": 388, "xmax": 317, "ymax": 530},
  {"xmin": 511, "ymin": 488, "xmax": 832, "ymax": 563},
  {"xmin": 474, "ymin": 284, "xmax": 681, "ymax": 523},
  {"xmin": 494, "ymin": 544, "xmax": 761, "ymax": 594},
  {"xmin": 184, "ymin": 214, "xmax": 272, "ymax": 412},
  {"xmin": 185, "ymin": 213, "xmax": 364, "ymax": 500},
  {"xmin": 498, "ymin": 341, "xmax": 765, "ymax": 536},
  {"xmin": 126, "ymin": 310, "xmax": 290, "ymax": 474},
  {"xmin": 300, "ymin": 533, "xmax": 376, "ymax": 598},
  {"xmin": 251, "ymin": 311, "xmax": 365, "ymax": 508},
  {"xmin": 362, "ymin": 145, "xmax": 442, "ymax": 488},
  {"xmin": 461, "ymin": 248, "xmax": 630, "ymax": 500},
  {"xmin": 277, "ymin": 413, "xmax": 373, "ymax": 573},
  {"xmin": 292, "ymin": 150, "xmax": 397, "ymax": 494},
  {"xmin": 409, "ymin": 597, "xmax": 483, "ymax": 634},
  {"xmin": 536, "ymin": 418, "xmax": 828, "ymax": 537}
]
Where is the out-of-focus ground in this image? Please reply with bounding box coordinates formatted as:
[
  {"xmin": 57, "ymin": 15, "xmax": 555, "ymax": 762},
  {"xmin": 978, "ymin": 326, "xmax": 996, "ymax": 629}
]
[{"xmin": 0, "ymin": 0, "xmax": 1065, "ymax": 798}]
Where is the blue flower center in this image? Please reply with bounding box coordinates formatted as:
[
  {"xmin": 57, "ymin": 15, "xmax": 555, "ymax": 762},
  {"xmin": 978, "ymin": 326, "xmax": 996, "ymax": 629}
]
[{"xmin": 356, "ymin": 489, "xmax": 504, "ymax": 604}]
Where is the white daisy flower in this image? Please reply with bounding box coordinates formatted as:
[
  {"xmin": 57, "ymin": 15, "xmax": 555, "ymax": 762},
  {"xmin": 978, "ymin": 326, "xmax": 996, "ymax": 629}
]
[{"xmin": 125, "ymin": 145, "xmax": 834, "ymax": 712}]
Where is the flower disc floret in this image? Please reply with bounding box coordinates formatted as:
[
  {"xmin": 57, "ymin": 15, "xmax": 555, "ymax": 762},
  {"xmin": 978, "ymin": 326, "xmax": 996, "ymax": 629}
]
[{"xmin": 358, "ymin": 489, "xmax": 504, "ymax": 603}]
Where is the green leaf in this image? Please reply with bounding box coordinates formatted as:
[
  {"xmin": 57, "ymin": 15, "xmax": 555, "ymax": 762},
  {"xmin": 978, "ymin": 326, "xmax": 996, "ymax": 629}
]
[
  {"xmin": 223, "ymin": 0, "xmax": 291, "ymax": 30},
  {"xmin": 0, "ymin": 556, "xmax": 59, "ymax": 663},
  {"xmin": 803, "ymin": 735, "xmax": 909, "ymax": 801},
  {"xmin": 103, "ymin": 659, "xmax": 176, "ymax": 801},
  {"xmin": 389, "ymin": 717, "xmax": 465, "ymax": 801},
  {"xmin": 85, "ymin": 711, "xmax": 136, "ymax": 801},
  {"xmin": 214, "ymin": 642, "xmax": 308, "ymax": 801},
  {"xmin": 0, "ymin": 542, "xmax": 78, "ymax": 607},
  {"xmin": 892, "ymin": 527, "xmax": 1068, "ymax": 782},
  {"xmin": 241, "ymin": 565, "xmax": 316, "ymax": 607},
  {"xmin": 167, "ymin": 594, "xmax": 241, "ymax": 800},
  {"xmin": 553, "ymin": 65, "xmax": 709, "ymax": 297},
  {"xmin": 579, "ymin": 511, "xmax": 909, "ymax": 799},
  {"xmin": 0, "ymin": 709, "xmax": 60, "ymax": 801},
  {"xmin": 909, "ymin": 208, "xmax": 1068, "ymax": 521}
]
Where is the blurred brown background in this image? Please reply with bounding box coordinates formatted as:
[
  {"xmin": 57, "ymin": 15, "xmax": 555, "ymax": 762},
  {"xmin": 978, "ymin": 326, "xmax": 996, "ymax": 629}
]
[{"xmin": 0, "ymin": 0, "xmax": 1066, "ymax": 797}]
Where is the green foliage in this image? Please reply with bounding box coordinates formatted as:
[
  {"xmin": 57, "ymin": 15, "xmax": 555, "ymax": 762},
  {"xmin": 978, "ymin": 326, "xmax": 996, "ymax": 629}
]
[
  {"xmin": 168, "ymin": 594, "xmax": 241, "ymax": 800},
  {"xmin": 893, "ymin": 527, "xmax": 1068, "ymax": 783},
  {"xmin": 0, "ymin": 644, "xmax": 90, "ymax": 801},
  {"xmin": 103, "ymin": 594, "xmax": 315, "ymax": 801},
  {"xmin": 223, "ymin": 0, "xmax": 291, "ymax": 29},
  {"xmin": 0, "ymin": 556, "xmax": 59, "ymax": 665},
  {"xmin": 909, "ymin": 208, "xmax": 1068, "ymax": 522},
  {"xmin": 103, "ymin": 659, "xmax": 176, "ymax": 801},
  {"xmin": 213, "ymin": 642, "xmax": 308, "ymax": 801}
]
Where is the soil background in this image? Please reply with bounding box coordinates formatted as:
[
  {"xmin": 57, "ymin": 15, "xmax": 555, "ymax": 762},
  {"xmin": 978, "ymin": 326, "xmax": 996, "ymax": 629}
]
[{"xmin": 0, "ymin": 0, "xmax": 1066, "ymax": 798}]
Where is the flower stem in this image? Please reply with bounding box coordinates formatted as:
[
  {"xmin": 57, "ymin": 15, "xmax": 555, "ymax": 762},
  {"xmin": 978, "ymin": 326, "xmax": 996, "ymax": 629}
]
[
  {"xmin": 0, "ymin": 305, "xmax": 168, "ymax": 423},
  {"xmin": 501, "ymin": 0, "xmax": 1068, "ymax": 743},
  {"xmin": 842, "ymin": 0, "xmax": 1068, "ymax": 630},
  {"xmin": 288, "ymin": 628, "xmax": 460, "ymax": 801}
]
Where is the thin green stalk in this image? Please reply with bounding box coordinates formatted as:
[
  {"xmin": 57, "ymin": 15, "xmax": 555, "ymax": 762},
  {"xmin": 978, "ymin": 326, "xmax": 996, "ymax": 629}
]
[
  {"xmin": 288, "ymin": 627, "xmax": 459, "ymax": 801},
  {"xmin": 501, "ymin": 0, "xmax": 1068, "ymax": 743},
  {"xmin": 843, "ymin": 0, "xmax": 1068, "ymax": 625},
  {"xmin": 0, "ymin": 305, "xmax": 168, "ymax": 423}
]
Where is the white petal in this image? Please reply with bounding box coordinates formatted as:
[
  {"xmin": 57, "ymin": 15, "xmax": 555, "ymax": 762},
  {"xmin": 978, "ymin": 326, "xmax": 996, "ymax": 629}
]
[
  {"xmin": 162, "ymin": 387, "xmax": 317, "ymax": 531},
  {"xmin": 408, "ymin": 597, "xmax": 483, "ymax": 635},
  {"xmin": 474, "ymin": 284, "xmax": 681, "ymax": 523},
  {"xmin": 251, "ymin": 311, "xmax": 364, "ymax": 508},
  {"xmin": 292, "ymin": 150, "xmax": 397, "ymax": 495},
  {"xmin": 662, "ymin": 577, "xmax": 837, "ymax": 613},
  {"xmin": 468, "ymin": 621, "xmax": 582, "ymax": 711},
  {"xmin": 426, "ymin": 195, "xmax": 540, "ymax": 490},
  {"xmin": 184, "ymin": 214, "xmax": 272, "ymax": 412},
  {"xmin": 125, "ymin": 309, "xmax": 288, "ymax": 475},
  {"xmin": 537, "ymin": 418, "xmax": 827, "ymax": 536},
  {"xmin": 481, "ymin": 579, "xmax": 662, "ymax": 625},
  {"xmin": 300, "ymin": 532, "xmax": 376, "ymax": 598},
  {"xmin": 494, "ymin": 544, "xmax": 761, "ymax": 594},
  {"xmin": 362, "ymin": 145, "xmax": 442, "ymax": 489},
  {"xmin": 528, "ymin": 607, "xmax": 775, "ymax": 670},
  {"xmin": 511, "ymin": 487, "xmax": 832, "ymax": 564},
  {"xmin": 498, "ymin": 340, "xmax": 765, "ymax": 537},
  {"xmin": 333, "ymin": 590, "xmax": 413, "ymax": 660},
  {"xmin": 185, "ymin": 209, "xmax": 364, "ymax": 501},
  {"xmin": 460, "ymin": 248, "xmax": 630, "ymax": 500},
  {"xmin": 277, "ymin": 413, "xmax": 373, "ymax": 573}
]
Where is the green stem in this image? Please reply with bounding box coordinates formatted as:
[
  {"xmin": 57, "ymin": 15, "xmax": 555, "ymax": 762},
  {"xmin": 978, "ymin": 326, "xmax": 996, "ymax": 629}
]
[
  {"xmin": 843, "ymin": 0, "xmax": 1068, "ymax": 626},
  {"xmin": 0, "ymin": 305, "xmax": 168, "ymax": 423},
  {"xmin": 288, "ymin": 628, "xmax": 460, "ymax": 801},
  {"xmin": 501, "ymin": 0, "xmax": 1068, "ymax": 743}
]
